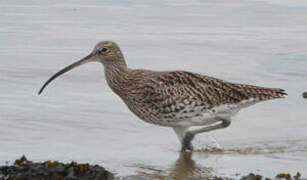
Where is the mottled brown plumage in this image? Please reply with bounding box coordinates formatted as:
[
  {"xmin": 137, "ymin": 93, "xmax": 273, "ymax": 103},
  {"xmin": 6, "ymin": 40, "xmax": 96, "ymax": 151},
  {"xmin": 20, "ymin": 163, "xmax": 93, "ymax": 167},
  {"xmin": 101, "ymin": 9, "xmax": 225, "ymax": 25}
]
[{"xmin": 39, "ymin": 41, "xmax": 287, "ymax": 151}]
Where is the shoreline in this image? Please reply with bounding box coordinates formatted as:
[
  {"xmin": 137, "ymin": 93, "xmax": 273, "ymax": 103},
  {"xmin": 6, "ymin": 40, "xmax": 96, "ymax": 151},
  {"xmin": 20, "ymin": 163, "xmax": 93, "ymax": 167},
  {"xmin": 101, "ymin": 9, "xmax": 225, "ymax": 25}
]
[{"xmin": 0, "ymin": 156, "xmax": 303, "ymax": 180}]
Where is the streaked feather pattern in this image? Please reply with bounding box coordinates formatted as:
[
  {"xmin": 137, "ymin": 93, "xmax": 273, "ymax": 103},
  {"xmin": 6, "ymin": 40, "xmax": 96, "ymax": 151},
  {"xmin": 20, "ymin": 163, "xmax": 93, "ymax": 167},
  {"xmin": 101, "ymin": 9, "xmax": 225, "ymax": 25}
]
[{"xmin": 106, "ymin": 68, "xmax": 286, "ymax": 127}]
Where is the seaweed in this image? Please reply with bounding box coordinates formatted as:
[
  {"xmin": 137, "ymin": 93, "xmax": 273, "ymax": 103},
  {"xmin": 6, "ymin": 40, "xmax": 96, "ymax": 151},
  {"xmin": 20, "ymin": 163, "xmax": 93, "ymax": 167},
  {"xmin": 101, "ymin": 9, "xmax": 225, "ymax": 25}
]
[{"xmin": 0, "ymin": 156, "xmax": 114, "ymax": 180}]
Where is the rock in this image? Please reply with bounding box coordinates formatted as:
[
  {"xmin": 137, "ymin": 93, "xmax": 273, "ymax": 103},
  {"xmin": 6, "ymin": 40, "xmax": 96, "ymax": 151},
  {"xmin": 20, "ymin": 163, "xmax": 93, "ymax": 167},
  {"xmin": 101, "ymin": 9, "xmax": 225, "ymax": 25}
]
[
  {"xmin": 303, "ymin": 92, "xmax": 307, "ymax": 99},
  {"xmin": 294, "ymin": 172, "xmax": 301, "ymax": 179},
  {"xmin": 276, "ymin": 173, "xmax": 291, "ymax": 179},
  {"xmin": 240, "ymin": 173, "xmax": 262, "ymax": 180},
  {"xmin": 0, "ymin": 156, "xmax": 114, "ymax": 180}
]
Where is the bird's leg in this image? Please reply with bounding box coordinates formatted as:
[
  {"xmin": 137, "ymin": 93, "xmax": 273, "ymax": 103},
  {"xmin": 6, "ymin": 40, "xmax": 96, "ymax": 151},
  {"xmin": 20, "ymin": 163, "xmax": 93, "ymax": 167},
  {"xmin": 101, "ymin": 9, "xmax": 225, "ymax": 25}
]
[
  {"xmin": 173, "ymin": 127, "xmax": 189, "ymax": 142},
  {"xmin": 190, "ymin": 118, "xmax": 231, "ymax": 135},
  {"xmin": 173, "ymin": 127, "xmax": 191, "ymax": 151},
  {"xmin": 182, "ymin": 118, "xmax": 231, "ymax": 151},
  {"xmin": 182, "ymin": 131, "xmax": 195, "ymax": 151}
]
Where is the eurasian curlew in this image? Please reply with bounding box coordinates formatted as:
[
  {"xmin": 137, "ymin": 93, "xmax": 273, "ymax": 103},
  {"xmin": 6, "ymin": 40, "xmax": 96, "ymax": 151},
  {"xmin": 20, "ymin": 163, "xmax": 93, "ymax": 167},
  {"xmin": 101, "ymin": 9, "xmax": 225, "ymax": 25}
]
[{"xmin": 38, "ymin": 41, "xmax": 287, "ymax": 151}]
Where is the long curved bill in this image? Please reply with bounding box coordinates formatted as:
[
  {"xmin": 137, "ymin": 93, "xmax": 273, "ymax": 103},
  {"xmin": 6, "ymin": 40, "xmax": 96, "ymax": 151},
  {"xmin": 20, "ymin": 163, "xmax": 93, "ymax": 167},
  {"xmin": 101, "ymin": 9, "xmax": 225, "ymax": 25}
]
[{"xmin": 38, "ymin": 53, "xmax": 94, "ymax": 95}]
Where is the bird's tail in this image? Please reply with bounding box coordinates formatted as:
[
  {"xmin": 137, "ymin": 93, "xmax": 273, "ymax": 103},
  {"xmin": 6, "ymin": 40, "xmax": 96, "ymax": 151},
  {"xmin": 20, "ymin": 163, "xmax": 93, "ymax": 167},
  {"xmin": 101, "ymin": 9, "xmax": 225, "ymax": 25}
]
[
  {"xmin": 234, "ymin": 84, "xmax": 287, "ymax": 101},
  {"xmin": 265, "ymin": 88, "xmax": 287, "ymax": 99}
]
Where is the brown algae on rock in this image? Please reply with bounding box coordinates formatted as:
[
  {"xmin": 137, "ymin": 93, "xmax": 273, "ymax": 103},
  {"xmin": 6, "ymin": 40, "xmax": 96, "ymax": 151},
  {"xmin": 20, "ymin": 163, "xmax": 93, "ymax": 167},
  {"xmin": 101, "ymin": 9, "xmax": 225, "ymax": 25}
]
[
  {"xmin": 0, "ymin": 156, "xmax": 114, "ymax": 180},
  {"xmin": 276, "ymin": 173, "xmax": 291, "ymax": 180},
  {"xmin": 14, "ymin": 155, "xmax": 28, "ymax": 165},
  {"xmin": 294, "ymin": 172, "xmax": 301, "ymax": 179},
  {"xmin": 240, "ymin": 173, "xmax": 262, "ymax": 180}
]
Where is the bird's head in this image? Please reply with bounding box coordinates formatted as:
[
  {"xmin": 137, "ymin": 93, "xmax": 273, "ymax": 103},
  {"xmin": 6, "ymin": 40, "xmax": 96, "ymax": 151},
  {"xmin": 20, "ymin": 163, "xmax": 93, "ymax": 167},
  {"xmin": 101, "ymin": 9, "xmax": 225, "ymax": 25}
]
[
  {"xmin": 92, "ymin": 41, "xmax": 124, "ymax": 64},
  {"xmin": 38, "ymin": 41, "xmax": 125, "ymax": 95}
]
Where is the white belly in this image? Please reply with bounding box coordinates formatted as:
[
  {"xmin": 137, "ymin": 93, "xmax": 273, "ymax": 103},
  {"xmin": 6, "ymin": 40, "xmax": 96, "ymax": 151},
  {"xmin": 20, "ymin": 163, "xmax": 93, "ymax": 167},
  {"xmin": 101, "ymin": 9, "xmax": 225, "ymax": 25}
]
[{"xmin": 163, "ymin": 98, "xmax": 258, "ymax": 127}]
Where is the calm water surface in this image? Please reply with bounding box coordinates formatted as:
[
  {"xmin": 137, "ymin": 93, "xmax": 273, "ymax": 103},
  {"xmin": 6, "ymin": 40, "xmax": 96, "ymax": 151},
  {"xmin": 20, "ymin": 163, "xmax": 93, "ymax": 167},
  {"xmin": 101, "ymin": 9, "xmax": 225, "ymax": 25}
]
[{"xmin": 1, "ymin": 0, "xmax": 307, "ymax": 179}]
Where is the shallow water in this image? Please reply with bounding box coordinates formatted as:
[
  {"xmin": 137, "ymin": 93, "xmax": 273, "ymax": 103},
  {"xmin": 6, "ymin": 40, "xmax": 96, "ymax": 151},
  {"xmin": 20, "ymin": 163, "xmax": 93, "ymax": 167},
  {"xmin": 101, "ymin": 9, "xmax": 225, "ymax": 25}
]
[{"xmin": 1, "ymin": 0, "xmax": 307, "ymax": 179}]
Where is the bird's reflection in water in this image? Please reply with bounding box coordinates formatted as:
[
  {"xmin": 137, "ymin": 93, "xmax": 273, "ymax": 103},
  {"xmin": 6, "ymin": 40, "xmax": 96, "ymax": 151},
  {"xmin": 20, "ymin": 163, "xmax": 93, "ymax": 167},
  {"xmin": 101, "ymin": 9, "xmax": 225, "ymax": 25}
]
[
  {"xmin": 169, "ymin": 152, "xmax": 213, "ymax": 180},
  {"xmin": 133, "ymin": 152, "xmax": 213, "ymax": 180}
]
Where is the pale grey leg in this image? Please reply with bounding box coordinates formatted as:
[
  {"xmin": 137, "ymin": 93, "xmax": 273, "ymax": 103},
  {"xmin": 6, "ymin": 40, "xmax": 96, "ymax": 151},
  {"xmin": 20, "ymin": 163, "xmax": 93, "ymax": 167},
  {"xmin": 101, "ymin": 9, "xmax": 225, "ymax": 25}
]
[
  {"xmin": 173, "ymin": 127, "xmax": 192, "ymax": 151},
  {"xmin": 173, "ymin": 127, "xmax": 189, "ymax": 142},
  {"xmin": 182, "ymin": 131, "xmax": 194, "ymax": 151},
  {"xmin": 182, "ymin": 118, "xmax": 231, "ymax": 151}
]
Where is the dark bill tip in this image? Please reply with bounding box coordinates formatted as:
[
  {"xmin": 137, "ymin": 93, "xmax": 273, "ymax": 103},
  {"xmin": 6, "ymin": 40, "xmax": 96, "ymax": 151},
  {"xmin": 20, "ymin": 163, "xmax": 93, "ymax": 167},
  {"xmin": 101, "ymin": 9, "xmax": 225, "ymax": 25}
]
[{"xmin": 38, "ymin": 53, "xmax": 93, "ymax": 95}]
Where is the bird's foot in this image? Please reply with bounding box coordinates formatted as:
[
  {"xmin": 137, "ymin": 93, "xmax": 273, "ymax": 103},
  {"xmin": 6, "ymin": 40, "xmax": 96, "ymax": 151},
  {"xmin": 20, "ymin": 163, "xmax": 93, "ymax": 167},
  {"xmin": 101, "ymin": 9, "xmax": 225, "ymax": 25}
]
[{"xmin": 181, "ymin": 131, "xmax": 195, "ymax": 152}]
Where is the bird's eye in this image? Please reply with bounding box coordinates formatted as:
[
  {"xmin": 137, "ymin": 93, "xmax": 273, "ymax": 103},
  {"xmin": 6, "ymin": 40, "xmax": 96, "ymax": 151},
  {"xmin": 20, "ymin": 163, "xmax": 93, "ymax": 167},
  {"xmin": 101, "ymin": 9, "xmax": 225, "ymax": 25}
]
[{"xmin": 99, "ymin": 47, "xmax": 109, "ymax": 54}]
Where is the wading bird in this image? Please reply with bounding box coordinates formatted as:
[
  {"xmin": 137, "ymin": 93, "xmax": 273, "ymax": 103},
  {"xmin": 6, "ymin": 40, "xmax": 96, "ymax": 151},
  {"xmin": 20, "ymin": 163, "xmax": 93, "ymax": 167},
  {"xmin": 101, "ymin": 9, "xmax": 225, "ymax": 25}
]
[{"xmin": 39, "ymin": 41, "xmax": 287, "ymax": 151}]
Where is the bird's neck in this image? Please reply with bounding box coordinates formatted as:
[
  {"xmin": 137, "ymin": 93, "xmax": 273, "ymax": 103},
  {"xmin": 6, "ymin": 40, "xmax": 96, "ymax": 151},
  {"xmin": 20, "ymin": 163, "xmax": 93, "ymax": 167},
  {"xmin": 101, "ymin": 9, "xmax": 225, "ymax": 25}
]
[{"xmin": 103, "ymin": 60, "xmax": 131, "ymax": 97}]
